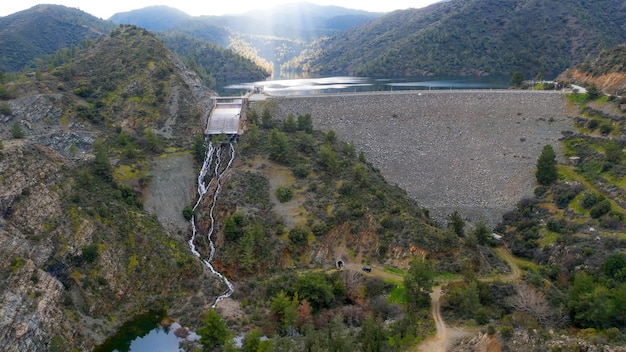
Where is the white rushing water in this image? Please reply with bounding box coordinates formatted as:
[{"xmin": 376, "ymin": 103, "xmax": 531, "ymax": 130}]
[{"xmin": 188, "ymin": 139, "xmax": 235, "ymax": 307}]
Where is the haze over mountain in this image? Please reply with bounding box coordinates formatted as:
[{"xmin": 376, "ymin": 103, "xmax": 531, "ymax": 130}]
[{"xmin": 108, "ymin": 3, "xmax": 384, "ymax": 74}]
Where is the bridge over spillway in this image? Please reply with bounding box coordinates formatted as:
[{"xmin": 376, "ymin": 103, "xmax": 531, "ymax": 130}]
[{"xmin": 205, "ymin": 96, "xmax": 248, "ymax": 135}]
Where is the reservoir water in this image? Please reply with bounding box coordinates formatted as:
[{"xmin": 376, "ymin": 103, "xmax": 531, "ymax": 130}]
[{"xmin": 224, "ymin": 75, "xmax": 512, "ymax": 95}]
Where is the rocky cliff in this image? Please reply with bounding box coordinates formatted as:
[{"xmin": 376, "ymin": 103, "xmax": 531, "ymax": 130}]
[{"xmin": 0, "ymin": 26, "xmax": 221, "ymax": 351}]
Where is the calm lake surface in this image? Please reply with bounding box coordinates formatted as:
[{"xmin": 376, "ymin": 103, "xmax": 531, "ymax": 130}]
[{"xmin": 224, "ymin": 75, "xmax": 512, "ymax": 95}]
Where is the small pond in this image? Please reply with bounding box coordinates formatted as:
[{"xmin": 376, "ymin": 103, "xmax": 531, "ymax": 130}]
[{"xmin": 94, "ymin": 310, "xmax": 197, "ymax": 352}]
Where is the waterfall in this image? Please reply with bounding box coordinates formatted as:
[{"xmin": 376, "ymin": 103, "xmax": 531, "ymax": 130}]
[{"xmin": 188, "ymin": 139, "xmax": 235, "ymax": 307}]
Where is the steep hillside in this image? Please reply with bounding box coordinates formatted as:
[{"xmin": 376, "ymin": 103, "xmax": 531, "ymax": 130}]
[
  {"xmin": 0, "ymin": 25, "xmax": 221, "ymax": 351},
  {"xmin": 157, "ymin": 32, "xmax": 271, "ymax": 92},
  {"xmin": 293, "ymin": 0, "xmax": 626, "ymax": 77},
  {"xmin": 560, "ymin": 44, "xmax": 626, "ymax": 96},
  {"xmin": 0, "ymin": 4, "xmax": 115, "ymax": 72}
]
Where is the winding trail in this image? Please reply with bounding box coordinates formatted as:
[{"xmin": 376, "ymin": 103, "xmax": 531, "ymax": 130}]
[{"xmin": 416, "ymin": 247, "xmax": 522, "ymax": 351}]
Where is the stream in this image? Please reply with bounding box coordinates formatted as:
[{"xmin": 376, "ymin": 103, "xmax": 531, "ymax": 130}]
[{"xmin": 189, "ymin": 138, "xmax": 236, "ymax": 307}]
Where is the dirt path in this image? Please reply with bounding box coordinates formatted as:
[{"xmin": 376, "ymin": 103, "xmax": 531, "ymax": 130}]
[
  {"xmin": 330, "ymin": 246, "xmax": 522, "ymax": 352},
  {"xmin": 417, "ymin": 247, "xmax": 522, "ymax": 351},
  {"xmin": 493, "ymin": 247, "xmax": 522, "ymax": 283}
]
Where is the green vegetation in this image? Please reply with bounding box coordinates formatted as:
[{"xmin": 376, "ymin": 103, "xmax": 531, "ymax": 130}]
[
  {"xmin": 511, "ymin": 72, "xmax": 524, "ymax": 86},
  {"xmin": 536, "ymin": 144, "xmax": 558, "ymax": 185},
  {"xmin": 292, "ymin": 0, "xmax": 626, "ymax": 77},
  {"xmin": 491, "ymin": 94, "xmax": 626, "ymax": 341},
  {"xmin": 81, "ymin": 244, "xmax": 99, "ymax": 264},
  {"xmin": 576, "ymin": 43, "xmax": 626, "ymax": 76},
  {"xmin": 197, "ymin": 309, "xmax": 232, "ymax": 351},
  {"xmin": 10, "ymin": 122, "xmax": 24, "ymax": 139},
  {"xmin": 404, "ymin": 260, "xmax": 434, "ymax": 312},
  {"xmin": 201, "ymin": 105, "xmax": 454, "ymax": 349},
  {"xmin": 0, "ymin": 5, "xmax": 115, "ymax": 72},
  {"xmin": 158, "ymin": 32, "xmax": 270, "ymax": 92},
  {"xmin": 182, "ymin": 206, "xmax": 194, "ymax": 221},
  {"xmin": 0, "ymin": 102, "xmax": 11, "ymax": 115}
]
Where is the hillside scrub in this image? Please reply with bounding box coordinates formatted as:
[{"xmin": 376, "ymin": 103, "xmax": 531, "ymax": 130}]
[
  {"xmin": 493, "ymin": 94, "xmax": 626, "ymax": 344},
  {"xmin": 197, "ymin": 106, "xmax": 464, "ymax": 348}
]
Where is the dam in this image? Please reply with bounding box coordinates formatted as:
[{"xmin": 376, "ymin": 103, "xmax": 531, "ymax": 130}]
[{"xmin": 265, "ymin": 90, "xmax": 573, "ymax": 226}]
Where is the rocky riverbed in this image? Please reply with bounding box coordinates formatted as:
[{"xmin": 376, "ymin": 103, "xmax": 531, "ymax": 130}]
[{"xmin": 270, "ymin": 90, "xmax": 573, "ymax": 226}]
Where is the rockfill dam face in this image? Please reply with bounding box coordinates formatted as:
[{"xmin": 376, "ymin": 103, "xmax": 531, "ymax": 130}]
[{"xmin": 268, "ymin": 90, "xmax": 573, "ymax": 226}]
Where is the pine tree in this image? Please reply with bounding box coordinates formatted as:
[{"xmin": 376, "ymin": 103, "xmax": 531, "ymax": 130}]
[{"xmin": 536, "ymin": 144, "xmax": 557, "ymax": 185}]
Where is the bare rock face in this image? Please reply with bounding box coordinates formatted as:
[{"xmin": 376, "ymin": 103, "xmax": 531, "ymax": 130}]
[
  {"xmin": 560, "ymin": 68, "xmax": 626, "ymax": 97},
  {"xmin": 0, "ymin": 146, "xmax": 82, "ymax": 351},
  {"xmin": 143, "ymin": 152, "xmax": 196, "ymax": 237},
  {"xmin": 0, "ymin": 259, "xmax": 72, "ymax": 352}
]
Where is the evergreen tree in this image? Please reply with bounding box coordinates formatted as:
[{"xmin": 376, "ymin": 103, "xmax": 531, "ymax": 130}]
[
  {"xmin": 197, "ymin": 309, "xmax": 230, "ymax": 351},
  {"xmin": 361, "ymin": 315, "xmax": 389, "ymax": 352},
  {"xmin": 586, "ymin": 83, "xmax": 602, "ymax": 100},
  {"xmin": 297, "ymin": 113, "xmax": 313, "ymax": 133},
  {"xmin": 192, "ymin": 134, "xmax": 206, "ymax": 163},
  {"xmin": 536, "ymin": 144, "xmax": 558, "ymax": 185},
  {"xmin": 268, "ymin": 129, "xmax": 292, "ymax": 164},
  {"xmin": 92, "ymin": 142, "xmax": 113, "ymax": 181},
  {"xmin": 511, "ymin": 71, "xmax": 524, "ymax": 86},
  {"xmin": 404, "ymin": 259, "xmax": 434, "ymax": 312},
  {"xmin": 447, "ymin": 210, "xmax": 465, "ymax": 237},
  {"xmin": 261, "ymin": 107, "xmax": 272, "ymax": 128},
  {"xmin": 282, "ymin": 113, "xmax": 297, "ymax": 132}
]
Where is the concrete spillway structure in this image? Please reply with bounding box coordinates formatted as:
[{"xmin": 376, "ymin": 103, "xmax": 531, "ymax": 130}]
[{"xmin": 205, "ymin": 96, "xmax": 246, "ymax": 135}]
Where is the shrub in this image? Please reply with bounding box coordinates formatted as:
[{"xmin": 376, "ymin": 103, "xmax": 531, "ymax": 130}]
[
  {"xmin": 587, "ymin": 119, "xmax": 600, "ymax": 130},
  {"xmin": 589, "ymin": 199, "xmax": 611, "ymax": 218},
  {"xmin": 82, "ymin": 245, "xmax": 99, "ymax": 264},
  {"xmin": 500, "ymin": 326, "xmax": 514, "ymax": 339},
  {"xmin": 276, "ymin": 185, "xmax": 293, "ymax": 203},
  {"xmin": 534, "ymin": 186, "xmax": 548, "ymax": 197},
  {"xmin": 182, "ymin": 206, "xmax": 194, "ymax": 221},
  {"xmin": 0, "ymin": 102, "xmax": 11, "ymax": 115},
  {"xmin": 289, "ymin": 227, "xmax": 309, "ymax": 247},
  {"xmin": 553, "ymin": 182, "xmax": 583, "ymax": 209},
  {"xmin": 580, "ymin": 192, "xmax": 600, "ymax": 209},
  {"xmin": 604, "ymin": 141, "xmax": 622, "ymax": 163},
  {"xmin": 11, "ymin": 122, "xmax": 24, "ymax": 138},
  {"xmin": 292, "ymin": 164, "xmax": 309, "ymax": 179},
  {"xmin": 599, "ymin": 123, "xmax": 613, "ymax": 135},
  {"xmin": 192, "ymin": 134, "xmax": 206, "ymax": 163},
  {"xmin": 586, "ymin": 84, "xmax": 602, "ymax": 100},
  {"xmin": 547, "ymin": 218, "xmax": 566, "ymax": 233}
]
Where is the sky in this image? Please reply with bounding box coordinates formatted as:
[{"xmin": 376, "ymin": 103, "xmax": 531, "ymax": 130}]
[{"xmin": 1, "ymin": 0, "xmax": 441, "ymax": 19}]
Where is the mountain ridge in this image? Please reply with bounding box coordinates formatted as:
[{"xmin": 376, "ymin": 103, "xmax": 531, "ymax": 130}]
[
  {"xmin": 0, "ymin": 4, "xmax": 116, "ymax": 72},
  {"xmin": 291, "ymin": 0, "xmax": 626, "ymax": 77}
]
